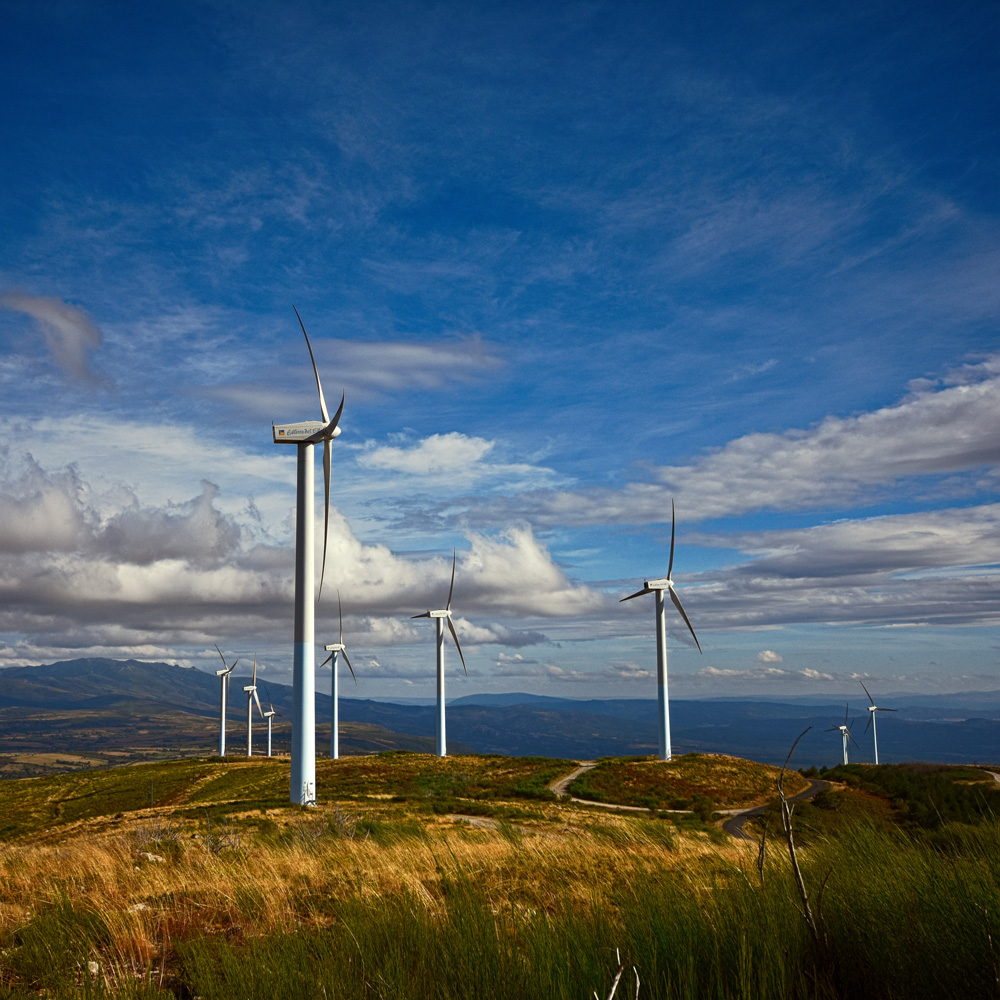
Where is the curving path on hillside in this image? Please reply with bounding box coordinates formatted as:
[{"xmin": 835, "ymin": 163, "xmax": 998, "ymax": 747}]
[{"xmin": 722, "ymin": 779, "xmax": 831, "ymax": 841}]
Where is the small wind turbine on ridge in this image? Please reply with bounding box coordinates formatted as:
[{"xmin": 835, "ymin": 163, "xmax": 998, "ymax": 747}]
[
  {"xmin": 620, "ymin": 500, "xmax": 702, "ymax": 762},
  {"xmin": 826, "ymin": 704, "xmax": 859, "ymax": 765},
  {"xmin": 861, "ymin": 681, "xmax": 897, "ymax": 765},
  {"xmin": 320, "ymin": 590, "xmax": 357, "ymax": 760},
  {"xmin": 262, "ymin": 683, "xmax": 280, "ymax": 758},
  {"xmin": 412, "ymin": 550, "xmax": 467, "ymax": 758},
  {"xmin": 243, "ymin": 654, "xmax": 264, "ymax": 757},
  {"xmin": 272, "ymin": 306, "xmax": 345, "ymax": 804},
  {"xmin": 214, "ymin": 645, "xmax": 237, "ymax": 757}
]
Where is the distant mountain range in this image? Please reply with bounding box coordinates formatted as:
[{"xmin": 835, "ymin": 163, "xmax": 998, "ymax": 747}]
[{"xmin": 0, "ymin": 659, "xmax": 997, "ymax": 773}]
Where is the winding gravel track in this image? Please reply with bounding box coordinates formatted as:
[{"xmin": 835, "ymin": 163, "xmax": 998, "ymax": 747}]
[{"xmin": 722, "ymin": 779, "xmax": 831, "ymax": 841}]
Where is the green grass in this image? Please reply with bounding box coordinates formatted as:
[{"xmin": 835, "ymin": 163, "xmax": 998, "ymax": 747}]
[{"xmin": 569, "ymin": 753, "xmax": 805, "ymax": 811}]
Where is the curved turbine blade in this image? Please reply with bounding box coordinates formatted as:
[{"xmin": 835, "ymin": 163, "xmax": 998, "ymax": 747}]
[
  {"xmin": 304, "ymin": 391, "xmax": 345, "ymax": 444},
  {"xmin": 263, "ymin": 683, "xmax": 275, "ymax": 714},
  {"xmin": 214, "ymin": 643, "xmax": 228, "ymax": 668},
  {"xmin": 668, "ymin": 587, "xmax": 702, "ymax": 654},
  {"xmin": 341, "ymin": 648, "xmax": 358, "ymax": 685},
  {"xmin": 879, "ymin": 707, "xmax": 898, "ymax": 713},
  {"xmin": 447, "ymin": 616, "xmax": 468, "ymax": 675},
  {"xmin": 864, "ymin": 713, "xmax": 873, "ymax": 734},
  {"xmin": 318, "ymin": 437, "xmax": 331, "ymax": 601},
  {"xmin": 620, "ymin": 587, "xmax": 654, "ymax": 602},
  {"xmin": 252, "ymin": 654, "xmax": 258, "ymax": 686},
  {"xmin": 293, "ymin": 305, "xmax": 329, "ymax": 423},
  {"xmin": 253, "ymin": 687, "xmax": 263, "ymax": 716},
  {"xmin": 338, "ymin": 590, "xmax": 344, "ymax": 645},
  {"xmin": 843, "ymin": 704, "xmax": 849, "ymax": 726},
  {"xmin": 446, "ymin": 549, "xmax": 457, "ymax": 610},
  {"xmin": 319, "ymin": 652, "xmax": 334, "ymax": 668},
  {"xmin": 667, "ymin": 498, "xmax": 676, "ymax": 580},
  {"xmin": 860, "ymin": 680, "xmax": 875, "ymax": 707},
  {"xmin": 412, "ymin": 611, "xmax": 432, "ymax": 619},
  {"xmin": 848, "ymin": 726, "xmax": 860, "ymax": 747}
]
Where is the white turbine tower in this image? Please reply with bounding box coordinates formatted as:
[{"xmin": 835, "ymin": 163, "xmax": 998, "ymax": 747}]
[
  {"xmin": 262, "ymin": 683, "xmax": 280, "ymax": 758},
  {"xmin": 320, "ymin": 590, "xmax": 357, "ymax": 760},
  {"xmin": 620, "ymin": 500, "xmax": 702, "ymax": 762},
  {"xmin": 412, "ymin": 550, "xmax": 467, "ymax": 758},
  {"xmin": 243, "ymin": 654, "xmax": 264, "ymax": 757},
  {"xmin": 214, "ymin": 645, "xmax": 238, "ymax": 757},
  {"xmin": 826, "ymin": 705, "xmax": 859, "ymax": 765},
  {"xmin": 273, "ymin": 307, "xmax": 344, "ymax": 804},
  {"xmin": 861, "ymin": 681, "xmax": 897, "ymax": 765}
]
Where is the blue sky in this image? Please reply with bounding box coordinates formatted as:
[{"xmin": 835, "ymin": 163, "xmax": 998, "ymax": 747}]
[{"xmin": 1, "ymin": 0, "xmax": 997, "ymax": 699}]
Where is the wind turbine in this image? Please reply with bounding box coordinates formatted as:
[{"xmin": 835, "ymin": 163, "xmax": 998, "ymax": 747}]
[
  {"xmin": 273, "ymin": 307, "xmax": 344, "ymax": 804},
  {"xmin": 320, "ymin": 590, "xmax": 357, "ymax": 760},
  {"xmin": 213, "ymin": 645, "xmax": 238, "ymax": 757},
  {"xmin": 262, "ymin": 683, "xmax": 281, "ymax": 758},
  {"xmin": 861, "ymin": 681, "xmax": 897, "ymax": 765},
  {"xmin": 412, "ymin": 550, "xmax": 467, "ymax": 758},
  {"xmin": 826, "ymin": 705, "xmax": 859, "ymax": 765},
  {"xmin": 243, "ymin": 654, "xmax": 264, "ymax": 757},
  {"xmin": 620, "ymin": 500, "xmax": 702, "ymax": 762}
]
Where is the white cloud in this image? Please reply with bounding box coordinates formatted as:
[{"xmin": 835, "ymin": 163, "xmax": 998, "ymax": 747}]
[
  {"xmin": 756, "ymin": 649, "xmax": 783, "ymax": 663},
  {"xmin": 1, "ymin": 291, "xmax": 104, "ymax": 382},
  {"xmin": 468, "ymin": 355, "xmax": 1000, "ymax": 526}
]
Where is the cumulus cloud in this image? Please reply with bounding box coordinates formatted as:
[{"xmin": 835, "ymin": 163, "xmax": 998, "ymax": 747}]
[
  {"xmin": 756, "ymin": 650, "xmax": 783, "ymax": 664},
  {"xmin": 1, "ymin": 292, "xmax": 104, "ymax": 382},
  {"xmin": 356, "ymin": 431, "xmax": 563, "ymax": 492},
  {"xmin": 680, "ymin": 504, "xmax": 1000, "ymax": 630},
  {"xmin": 0, "ymin": 455, "xmax": 598, "ymax": 666},
  {"xmin": 604, "ymin": 662, "xmax": 656, "ymax": 682}
]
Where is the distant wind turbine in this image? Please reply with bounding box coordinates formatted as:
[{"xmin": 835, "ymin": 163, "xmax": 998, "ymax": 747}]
[
  {"xmin": 861, "ymin": 681, "xmax": 897, "ymax": 765},
  {"xmin": 320, "ymin": 590, "xmax": 357, "ymax": 760},
  {"xmin": 214, "ymin": 645, "xmax": 238, "ymax": 757},
  {"xmin": 826, "ymin": 705, "xmax": 859, "ymax": 765},
  {"xmin": 243, "ymin": 654, "xmax": 264, "ymax": 757},
  {"xmin": 412, "ymin": 550, "xmax": 467, "ymax": 758},
  {"xmin": 620, "ymin": 500, "xmax": 702, "ymax": 762},
  {"xmin": 273, "ymin": 307, "xmax": 344, "ymax": 804},
  {"xmin": 262, "ymin": 683, "xmax": 280, "ymax": 758}
]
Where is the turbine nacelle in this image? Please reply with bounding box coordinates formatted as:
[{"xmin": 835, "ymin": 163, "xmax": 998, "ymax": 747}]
[
  {"xmin": 644, "ymin": 578, "xmax": 674, "ymax": 590},
  {"xmin": 273, "ymin": 421, "xmax": 343, "ymax": 443},
  {"xmin": 324, "ymin": 643, "xmax": 346, "ymax": 653},
  {"xmin": 428, "ymin": 609, "xmax": 452, "ymax": 619}
]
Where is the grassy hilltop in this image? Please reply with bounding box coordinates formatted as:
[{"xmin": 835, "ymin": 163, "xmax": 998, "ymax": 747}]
[{"xmin": 0, "ymin": 752, "xmax": 996, "ymax": 999}]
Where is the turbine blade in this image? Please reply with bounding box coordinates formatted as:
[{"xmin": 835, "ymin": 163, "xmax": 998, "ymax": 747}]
[
  {"xmin": 446, "ymin": 549, "xmax": 457, "ymax": 610},
  {"xmin": 412, "ymin": 611, "xmax": 432, "ymax": 619},
  {"xmin": 319, "ymin": 652, "xmax": 333, "ymax": 668},
  {"xmin": 668, "ymin": 587, "xmax": 702, "ymax": 653},
  {"xmin": 318, "ymin": 437, "xmax": 331, "ymax": 601},
  {"xmin": 253, "ymin": 688, "xmax": 263, "ymax": 715},
  {"xmin": 620, "ymin": 587, "xmax": 653, "ymax": 602},
  {"xmin": 293, "ymin": 305, "xmax": 329, "ymax": 423},
  {"xmin": 214, "ymin": 643, "xmax": 228, "ymax": 669},
  {"xmin": 825, "ymin": 726, "xmax": 839, "ymax": 732},
  {"xmin": 667, "ymin": 498, "xmax": 676, "ymax": 579},
  {"xmin": 263, "ymin": 683, "xmax": 274, "ymax": 714},
  {"xmin": 447, "ymin": 616, "xmax": 468, "ymax": 675},
  {"xmin": 338, "ymin": 589, "xmax": 344, "ymax": 645},
  {"xmin": 880, "ymin": 707, "xmax": 898, "ymax": 712},
  {"xmin": 341, "ymin": 648, "xmax": 358, "ymax": 685},
  {"xmin": 252, "ymin": 654, "xmax": 257, "ymax": 686},
  {"xmin": 864, "ymin": 714, "xmax": 873, "ymax": 734},
  {"xmin": 860, "ymin": 680, "xmax": 875, "ymax": 707},
  {"xmin": 843, "ymin": 704, "xmax": 849, "ymax": 726},
  {"xmin": 849, "ymin": 728, "xmax": 860, "ymax": 748}
]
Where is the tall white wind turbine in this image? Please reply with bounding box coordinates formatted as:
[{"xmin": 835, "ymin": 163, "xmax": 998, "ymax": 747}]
[
  {"xmin": 620, "ymin": 500, "xmax": 702, "ymax": 762},
  {"xmin": 243, "ymin": 654, "xmax": 263, "ymax": 757},
  {"xmin": 826, "ymin": 705, "xmax": 859, "ymax": 765},
  {"xmin": 273, "ymin": 307, "xmax": 344, "ymax": 804},
  {"xmin": 412, "ymin": 550, "xmax": 467, "ymax": 758},
  {"xmin": 320, "ymin": 590, "xmax": 357, "ymax": 760},
  {"xmin": 214, "ymin": 645, "xmax": 238, "ymax": 757},
  {"xmin": 262, "ymin": 683, "xmax": 280, "ymax": 758},
  {"xmin": 861, "ymin": 681, "xmax": 897, "ymax": 765}
]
